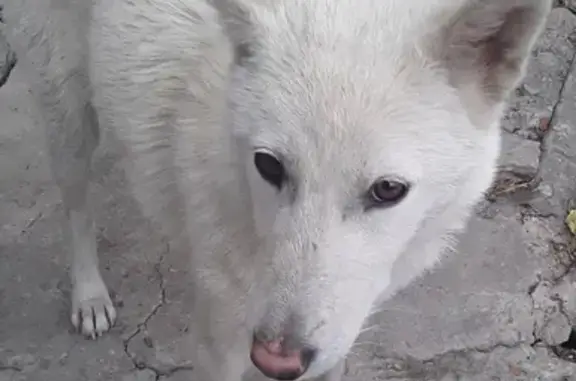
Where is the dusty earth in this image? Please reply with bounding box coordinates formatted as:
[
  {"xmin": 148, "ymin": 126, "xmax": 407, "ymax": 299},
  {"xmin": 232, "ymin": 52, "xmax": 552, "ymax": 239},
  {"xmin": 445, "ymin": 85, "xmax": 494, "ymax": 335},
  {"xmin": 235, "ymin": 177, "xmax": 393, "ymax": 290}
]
[{"xmin": 1, "ymin": 4, "xmax": 576, "ymax": 381}]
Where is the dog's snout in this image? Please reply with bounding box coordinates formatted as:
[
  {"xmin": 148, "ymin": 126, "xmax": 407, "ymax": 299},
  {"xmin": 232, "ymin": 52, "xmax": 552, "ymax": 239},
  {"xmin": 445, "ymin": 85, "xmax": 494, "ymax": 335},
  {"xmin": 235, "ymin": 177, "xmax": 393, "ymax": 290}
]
[{"xmin": 250, "ymin": 336, "xmax": 316, "ymax": 381}]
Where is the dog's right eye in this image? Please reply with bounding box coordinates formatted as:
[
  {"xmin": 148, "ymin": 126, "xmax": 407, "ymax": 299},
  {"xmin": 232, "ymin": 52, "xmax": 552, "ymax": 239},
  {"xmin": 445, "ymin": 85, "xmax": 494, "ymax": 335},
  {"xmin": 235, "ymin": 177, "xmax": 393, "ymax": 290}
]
[
  {"xmin": 366, "ymin": 178, "xmax": 409, "ymax": 209},
  {"xmin": 254, "ymin": 151, "xmax": 285, "ymax": 189}
]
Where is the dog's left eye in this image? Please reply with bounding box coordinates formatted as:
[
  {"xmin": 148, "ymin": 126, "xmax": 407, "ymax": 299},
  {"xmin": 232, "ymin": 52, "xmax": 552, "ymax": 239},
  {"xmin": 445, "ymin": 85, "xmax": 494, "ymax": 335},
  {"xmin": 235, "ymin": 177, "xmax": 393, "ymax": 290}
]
[
  {"xmin": 367, "ymin": 178, "xmax": 408, "ymax": 207},
  {"xmin": 254, "ymin": 150, "xmax": 285, "ymax": 190}
]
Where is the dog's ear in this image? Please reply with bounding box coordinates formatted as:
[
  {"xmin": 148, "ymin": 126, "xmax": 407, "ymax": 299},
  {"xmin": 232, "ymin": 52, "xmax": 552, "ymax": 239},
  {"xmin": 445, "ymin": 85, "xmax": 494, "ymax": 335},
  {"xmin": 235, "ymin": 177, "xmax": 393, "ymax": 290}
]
[
  {"xmin": 435, "ymin": 0, "xmax": 551, "ymax": 106},
  {"xmin": 209, "ymin": 0, "xmax": 264, "ymax": 66}
]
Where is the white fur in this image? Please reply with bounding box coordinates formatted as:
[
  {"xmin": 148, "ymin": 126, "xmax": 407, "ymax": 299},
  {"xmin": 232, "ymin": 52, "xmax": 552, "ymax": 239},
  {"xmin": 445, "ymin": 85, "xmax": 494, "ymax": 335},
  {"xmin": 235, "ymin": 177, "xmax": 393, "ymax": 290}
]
[{"xmin": 3, "ymin": 0, "xmax": 550, "ymax": 379}]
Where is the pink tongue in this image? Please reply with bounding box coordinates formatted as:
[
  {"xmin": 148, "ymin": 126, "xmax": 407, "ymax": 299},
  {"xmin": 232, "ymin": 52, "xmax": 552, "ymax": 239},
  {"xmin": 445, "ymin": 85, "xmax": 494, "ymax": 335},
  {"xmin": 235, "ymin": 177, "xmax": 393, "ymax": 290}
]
[{"xmin": 251, "ymin": 342, "xmax": 302, "ymax": 374}]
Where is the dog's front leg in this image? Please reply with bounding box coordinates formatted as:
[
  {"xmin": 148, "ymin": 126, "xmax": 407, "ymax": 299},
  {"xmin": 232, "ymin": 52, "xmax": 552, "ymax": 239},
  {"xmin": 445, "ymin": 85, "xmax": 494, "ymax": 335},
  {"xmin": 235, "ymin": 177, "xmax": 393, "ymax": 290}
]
[
  {"xmin": 66, "ymin": 202, "xmax": 116, "ymax": 338},
  {"xmin": 44, "ymin": 94, "xmax": 116, "ymax": 338}
]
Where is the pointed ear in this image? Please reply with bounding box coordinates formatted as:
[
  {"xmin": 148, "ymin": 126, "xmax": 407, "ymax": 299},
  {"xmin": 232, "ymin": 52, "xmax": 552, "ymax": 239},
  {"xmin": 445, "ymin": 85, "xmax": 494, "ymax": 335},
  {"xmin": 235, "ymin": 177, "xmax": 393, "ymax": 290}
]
[
  {"xmin": 434, "ymin": 0, "xmax": 551, "ymax": 105},
  {"xmin": 208, "ymin": 0, "xmax": 261, "ymax": 65}
]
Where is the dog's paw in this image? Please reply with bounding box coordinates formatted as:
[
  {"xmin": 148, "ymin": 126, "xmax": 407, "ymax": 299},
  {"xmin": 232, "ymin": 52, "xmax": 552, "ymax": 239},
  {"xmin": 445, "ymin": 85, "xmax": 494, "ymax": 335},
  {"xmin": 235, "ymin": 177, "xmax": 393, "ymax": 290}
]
[{"xmin": 71, "ymin": 284, "xmax": 117, "ymax": 339}]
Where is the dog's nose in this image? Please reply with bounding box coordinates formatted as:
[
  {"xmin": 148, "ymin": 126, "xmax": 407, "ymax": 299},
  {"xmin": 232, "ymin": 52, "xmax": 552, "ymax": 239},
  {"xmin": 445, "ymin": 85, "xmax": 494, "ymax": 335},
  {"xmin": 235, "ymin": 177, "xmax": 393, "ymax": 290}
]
[{"xmin": 250, "ymin": 337, "xmax": 316, "ymax": 381}]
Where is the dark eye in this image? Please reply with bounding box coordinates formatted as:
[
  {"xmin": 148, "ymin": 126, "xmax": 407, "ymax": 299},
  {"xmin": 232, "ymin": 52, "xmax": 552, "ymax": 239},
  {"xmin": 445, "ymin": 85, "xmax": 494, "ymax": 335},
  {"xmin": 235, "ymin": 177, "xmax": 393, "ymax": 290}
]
[
  {"xmin": 254, "ymin": 150, "xmax": 285, "ymax": 189},
  {"xmin": 368, "ymin": 178, "xmax": 408, "ymax": 206}
]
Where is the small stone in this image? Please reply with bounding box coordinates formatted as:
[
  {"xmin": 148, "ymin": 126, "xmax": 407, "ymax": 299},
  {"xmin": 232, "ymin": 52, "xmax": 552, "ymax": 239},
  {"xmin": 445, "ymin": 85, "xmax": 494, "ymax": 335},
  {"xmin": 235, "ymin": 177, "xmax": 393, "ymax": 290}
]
[
  {"xmin": 538, "ymin": 117, "xmax": 551, "ymax": 133},
  {"xmin": 387, "ymin": 361, "xmax": 404, "ymax": 371},
  {"xmin": 522, "ymin": 84, "xmax": 540, "ymax": 96},
  {"xmin": 143, "ymin": 335, "xmax": 154, "ymax": 348},
  {"xmin": 540, "ymin": 313, "xmax": 572, "ymax": 346},
  {"xmin": 498, "ymin": 132, "xmax": 541, "ymax": 177},
  {"xmin": 537, "ymin": 183, "xmax": 554, "ymax": 198},
  {"xmin": 565, "ymin": 210, "xmax": 576, "ymax": 235},
  {"xmin": 58, "ymin": 352, "xmax": 69, "ymax": 365}
]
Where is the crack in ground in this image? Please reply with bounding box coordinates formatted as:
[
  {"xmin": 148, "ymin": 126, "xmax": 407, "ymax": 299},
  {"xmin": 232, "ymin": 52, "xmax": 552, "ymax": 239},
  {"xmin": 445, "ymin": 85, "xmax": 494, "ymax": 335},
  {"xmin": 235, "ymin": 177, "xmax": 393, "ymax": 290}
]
[
  {"xmin": 548, "ymin": 238, "xmax": 576, "ymax": 284},
  {"xmin": 370, "ymin": 340, "xmax": 537, "ymax": 380},
  {"xmin": 0, "ymin": 365, "xmax": 22, "ymax": 372},
  {"xmin": 526, "ymin": 264, "xmax": 576, "ymax": 363},
  {"xmin": 122, "ymin": 242, "xmax": 194, "ymax": 380},
  {"xmin": 536, "ymin": 44, "xmax": 576, "ymax": 173},
  {"xmin": 489, "ymin": 30, "xmax": 576, "ymax": 205},
  {"xmin": 528, "ymin": 276, "xmax": 546, "ymax": 348},
  {"xmin": 550, "ymin": 292, "xmax": 576, "ymax": 362},
  {"xmin": 486, "ymin": 171, "xmax": 538, "ymax": 202},
  {"xmin": 516, "ymin": 44, "xmax": 576, "ymax": 358},
  {"xmin": 0, "ymin": 7, "xmax": 17, "ymax": 89},
  {"xmin": 430, "ymin": 341, "xmax": 535, "ymax": 360},
  {"xmin": 551, "ymin": 293, "xmax": 572, "ymax": 326},
  {"xmin": 486, "ymin": 21, "xmax": 576, "ymax": 204},
  {"xmin": 376, "ymin": 275, "xmax": 574, "ymax": 376},
  {"xmin": 518, "ymin": 203, "xmax": 558, "ymax": 225},
  {"xmin": 0, "ymin": 47, "xmax": 17, "ymax": 88}
]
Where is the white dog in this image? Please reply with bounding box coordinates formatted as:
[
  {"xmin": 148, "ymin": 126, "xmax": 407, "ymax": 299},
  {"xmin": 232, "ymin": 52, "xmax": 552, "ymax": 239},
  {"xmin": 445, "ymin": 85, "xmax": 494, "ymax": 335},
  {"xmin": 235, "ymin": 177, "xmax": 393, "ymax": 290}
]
[{"xmin": 3, "ymin": 0, "xmax": 550, "ymax": 380}]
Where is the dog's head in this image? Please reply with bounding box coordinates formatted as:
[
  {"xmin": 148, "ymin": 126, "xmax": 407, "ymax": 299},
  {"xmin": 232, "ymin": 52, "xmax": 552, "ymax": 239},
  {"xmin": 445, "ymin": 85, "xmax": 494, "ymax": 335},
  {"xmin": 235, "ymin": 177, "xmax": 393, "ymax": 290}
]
[{"xmin": 212, "ymin": 0, "xmax": 550, "ymax": 378}]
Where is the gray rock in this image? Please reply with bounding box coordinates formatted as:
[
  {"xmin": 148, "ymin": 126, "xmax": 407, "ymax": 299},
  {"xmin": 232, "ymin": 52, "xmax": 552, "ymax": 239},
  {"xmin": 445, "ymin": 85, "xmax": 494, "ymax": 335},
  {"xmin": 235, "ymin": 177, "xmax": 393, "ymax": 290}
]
[
  {"xmin": 540, "ymin": 313, "xmax": 572, "ymax": 346},
  {"xmin": 498, "ymin": 132, "xmax": 541, "ymax": 177}
]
